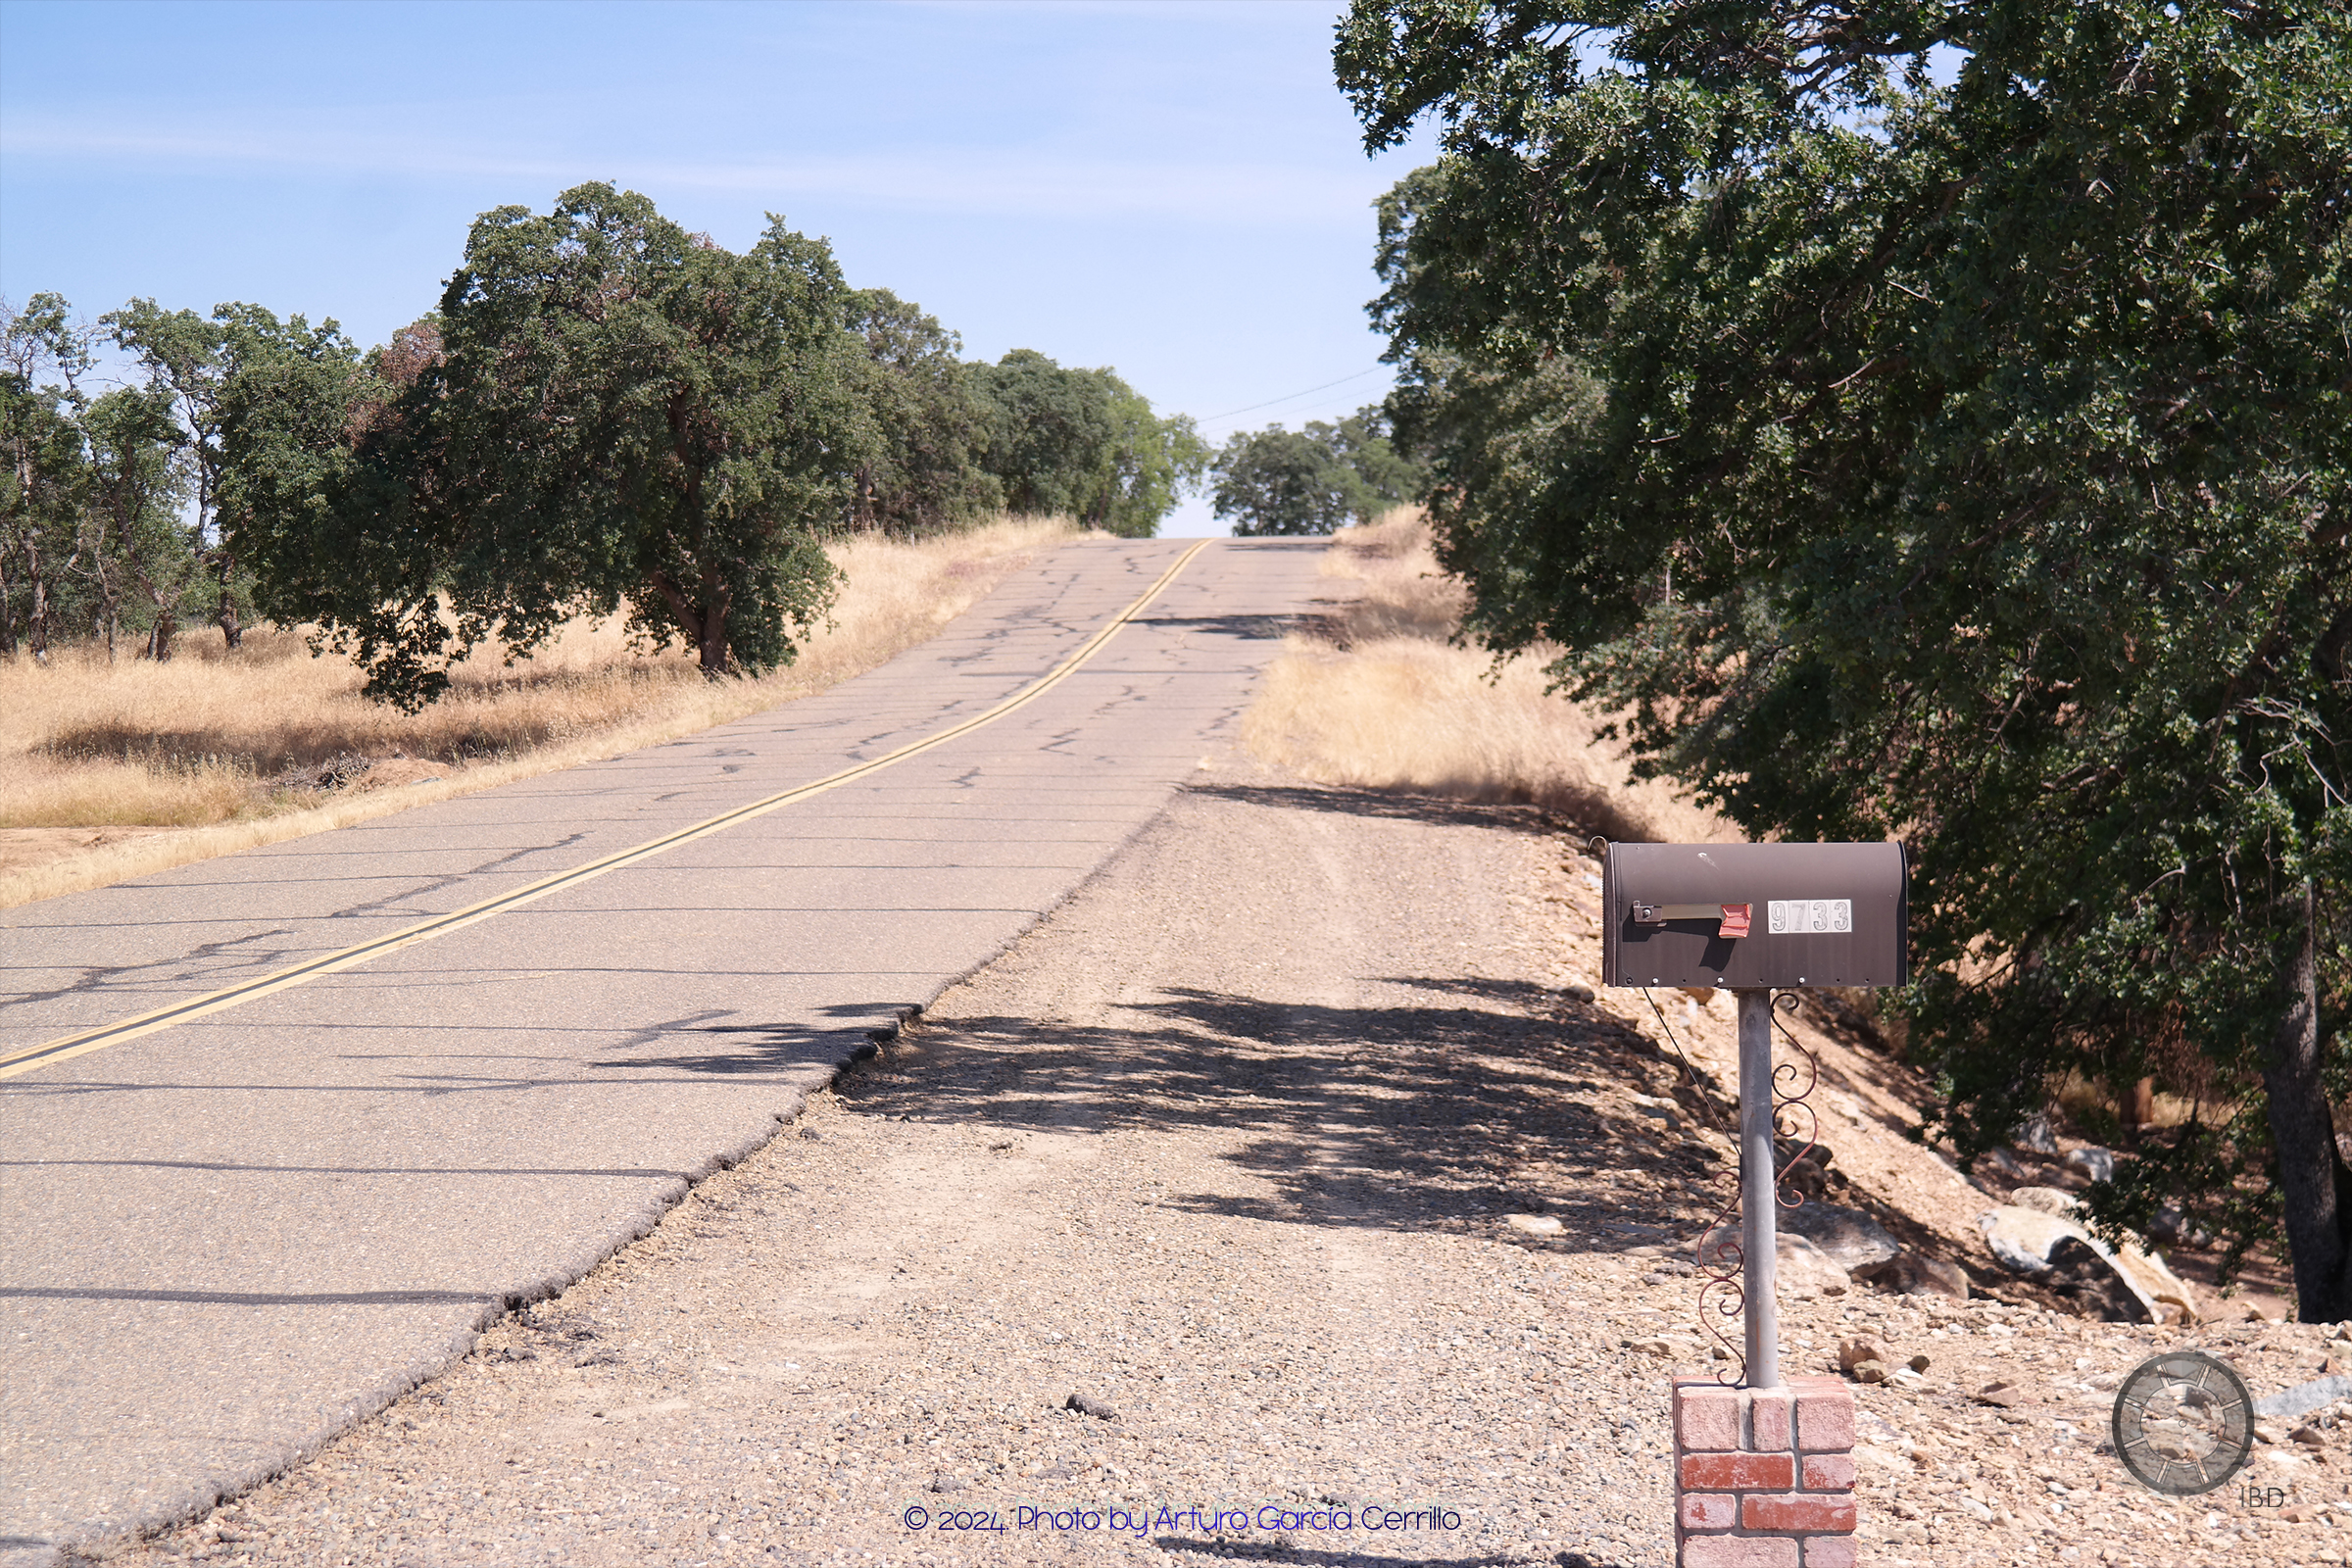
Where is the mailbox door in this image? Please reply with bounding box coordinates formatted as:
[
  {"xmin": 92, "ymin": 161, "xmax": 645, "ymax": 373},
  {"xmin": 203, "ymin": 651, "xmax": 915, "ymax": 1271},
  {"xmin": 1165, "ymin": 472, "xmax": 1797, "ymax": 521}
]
[{"xmin": 1601, "ymin": 841, "xmax": 1907, "ymax": 989}]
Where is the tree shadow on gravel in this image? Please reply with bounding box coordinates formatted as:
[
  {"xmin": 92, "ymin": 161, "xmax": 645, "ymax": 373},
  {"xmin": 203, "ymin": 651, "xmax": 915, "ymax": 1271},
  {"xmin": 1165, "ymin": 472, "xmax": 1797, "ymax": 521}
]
[
  {"xmin": 1178, "ymin": 783, "xmax": 1569, "ymax": 838},
  {"xmin": 839, "ymin": 973, "xmax": 1737, "ymax": 1261}
]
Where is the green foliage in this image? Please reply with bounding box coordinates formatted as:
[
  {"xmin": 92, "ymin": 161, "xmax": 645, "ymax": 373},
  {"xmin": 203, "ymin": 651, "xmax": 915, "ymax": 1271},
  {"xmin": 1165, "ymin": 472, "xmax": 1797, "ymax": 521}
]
[
  {"xmin": 22, "ymin": 190, "xmax": 1202, "ymax": 696},
  {"xmin": 846, "ymin": 289, "xmax": 1004, "ymax": 534},
  {"xmin": 1342, "ymin": 3, "xmax": 2351, "ymax": 1298},
  {"xmin": 970, "ymin": 349, "xmax": 1204, "ymax": 536},
  {"xmin": 1210, "ymin": 404, "xmax": 1427, "ymax": 535},
  {"xmin": 226, "ymin": 184, "xmax": 864, "ymax": 708},
  {"xmin": 2, "ymin": 294, "xmax": 206, "ymax": 661},
  {"xmin": 1212, "ymin": 426, "xmax": 1362, "ymax": 536},
  {"xmin": 106, "ymin": 297, "xmax": 257, "ymax": 649}
]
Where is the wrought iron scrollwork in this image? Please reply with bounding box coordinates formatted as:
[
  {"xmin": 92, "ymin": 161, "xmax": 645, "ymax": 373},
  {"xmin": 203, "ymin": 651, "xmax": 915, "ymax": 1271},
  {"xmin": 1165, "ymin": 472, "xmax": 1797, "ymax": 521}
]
[
  {"xmin": 1641, "ymin": 986, "xmax": 1746, "ymax": 1384},
  {"xmin": 1641, "ymin": 987, "xmax": 1832, "ymax": 1385},
  {"xmin": 1769, "ymin": 990, "xmax": 1826, "ymax": 1213}
]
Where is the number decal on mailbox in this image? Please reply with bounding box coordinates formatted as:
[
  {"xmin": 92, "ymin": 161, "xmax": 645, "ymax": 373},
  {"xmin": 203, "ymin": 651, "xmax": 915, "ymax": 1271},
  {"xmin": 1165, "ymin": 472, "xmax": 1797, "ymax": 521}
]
[{"xmin": 1767, "ymin": 899, "xmax": 1851, "ymax": 935}]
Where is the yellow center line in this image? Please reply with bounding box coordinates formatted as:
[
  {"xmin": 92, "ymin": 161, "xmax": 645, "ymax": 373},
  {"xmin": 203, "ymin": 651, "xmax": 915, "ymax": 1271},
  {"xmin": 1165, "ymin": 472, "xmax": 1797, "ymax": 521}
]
[{"xmin": 0, "ymin": 540, "xmax": 1213, "ymax": 1083}]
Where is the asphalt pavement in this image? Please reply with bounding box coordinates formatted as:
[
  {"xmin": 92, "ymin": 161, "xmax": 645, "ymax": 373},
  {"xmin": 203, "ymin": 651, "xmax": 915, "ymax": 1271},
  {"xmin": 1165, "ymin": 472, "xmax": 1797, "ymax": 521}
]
[{"xmin": 0, "ymin": 536, "xmax": 1335, "ymax": 1566}]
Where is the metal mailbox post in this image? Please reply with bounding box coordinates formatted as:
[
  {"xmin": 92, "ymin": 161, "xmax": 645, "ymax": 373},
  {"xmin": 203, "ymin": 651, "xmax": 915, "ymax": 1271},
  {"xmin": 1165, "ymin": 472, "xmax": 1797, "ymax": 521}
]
[{"xmin": 1600, "ymin": 842, "xmax": 1908, "ymax": 1389}]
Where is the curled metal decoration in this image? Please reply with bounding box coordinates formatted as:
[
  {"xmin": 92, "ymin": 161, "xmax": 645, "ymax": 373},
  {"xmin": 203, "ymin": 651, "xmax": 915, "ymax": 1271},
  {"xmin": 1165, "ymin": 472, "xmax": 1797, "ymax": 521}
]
[
  {"xmin": 1768, "ymin": 991, "xmax": 1828, "ymax": 1215},
  {"xmin": 1691, "ymin": 1182, "xmax": 1749, "ymax": 1384},
  {"xmin": 1639, "ymin": 987, "xmax": 1747, "ymax": 1384}
]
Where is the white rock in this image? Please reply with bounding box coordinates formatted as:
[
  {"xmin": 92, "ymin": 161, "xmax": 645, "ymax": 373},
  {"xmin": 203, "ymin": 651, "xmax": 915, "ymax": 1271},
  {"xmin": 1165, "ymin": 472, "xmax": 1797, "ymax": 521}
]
[
  {"xmin": 1976, "ymin": 1204, "xmax": 2199, "ymax": 1324},
  {"xmin": 1693, "ymin": 1227, "xmax": 1852, "ymax": 1299},
  {"xmin": 1506, "ymin": 1214, "xmax": 1563, "ymax": 1236},
  {"xmin": 2008, "ymin": 1187, "xmax": 2084, "ymax": 1218},
  {"xmin": 1777, "ymin": 1233, "xmax": 1853, "ymax": 1300},
  {"xmin": 2065, "ymin": 1147, "xmax": 2116, "ymax": 1183}
]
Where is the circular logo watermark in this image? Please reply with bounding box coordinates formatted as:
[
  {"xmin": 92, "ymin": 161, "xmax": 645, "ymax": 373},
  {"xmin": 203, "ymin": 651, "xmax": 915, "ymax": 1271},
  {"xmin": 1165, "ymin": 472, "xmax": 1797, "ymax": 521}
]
[{"xmin": 2109, "ymin": 1350, "xmax": 2256, "ymax": 1495}]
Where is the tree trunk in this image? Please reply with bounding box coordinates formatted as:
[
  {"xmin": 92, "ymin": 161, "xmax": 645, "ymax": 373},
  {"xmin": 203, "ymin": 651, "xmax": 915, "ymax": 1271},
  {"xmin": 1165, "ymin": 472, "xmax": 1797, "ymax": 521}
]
[
  {"xmin": 24, "ymin": 536, "xmax": 50, "ymax": 662},
  {"xmin": 0, "ymin": 553, "xmax": 17, "ymax": 656},
  {"xmin": 2262, "ymin": 878, "xmax": 2348, "ymax": 1321},
  {"xmin": 141, "ymin": 573, "xmax": 177, "ymax": 662},
  {"xmin": 215, "ymin": 548, "xmax": 242, "ymax": 650},
  {"xmin": 697, "ymin": 566, "xmax": 732, "ymax": 676},
  {"xmin": 646, "ymin": 568, "xmax": 730, "ymax": 678}
]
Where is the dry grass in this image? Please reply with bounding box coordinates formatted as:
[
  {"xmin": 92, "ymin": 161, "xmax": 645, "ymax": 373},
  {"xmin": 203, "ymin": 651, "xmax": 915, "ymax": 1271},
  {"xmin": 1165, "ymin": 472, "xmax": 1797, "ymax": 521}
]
[
  {"xmin": 0, "ymin": 516, "xmax": 1080, "ymax": 907},
  {"xmin": 1242, "ymin": 513, "xmax": 1736, "ymax": 844}
]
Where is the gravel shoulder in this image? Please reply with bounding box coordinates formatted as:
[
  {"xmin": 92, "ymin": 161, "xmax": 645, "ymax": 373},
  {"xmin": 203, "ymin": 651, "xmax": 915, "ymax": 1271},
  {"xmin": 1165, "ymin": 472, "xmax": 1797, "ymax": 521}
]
[{"xmin": 72, "ymin": 760, "xmax": 2340, "ymax": 1568}]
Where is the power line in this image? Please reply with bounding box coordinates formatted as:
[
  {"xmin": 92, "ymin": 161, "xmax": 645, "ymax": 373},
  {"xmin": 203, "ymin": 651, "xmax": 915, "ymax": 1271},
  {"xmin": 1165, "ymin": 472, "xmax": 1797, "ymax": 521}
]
[{"xmin": 1195, "ymin": 366, "xmax": 1388, "ymax": 426}]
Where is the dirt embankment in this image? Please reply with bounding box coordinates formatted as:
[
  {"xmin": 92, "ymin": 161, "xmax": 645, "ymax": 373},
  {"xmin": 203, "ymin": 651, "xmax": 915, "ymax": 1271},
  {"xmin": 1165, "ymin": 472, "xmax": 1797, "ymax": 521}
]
[{"xmin": 82, "ymin": 764, "xmax": 2328, "ymax": 1568}]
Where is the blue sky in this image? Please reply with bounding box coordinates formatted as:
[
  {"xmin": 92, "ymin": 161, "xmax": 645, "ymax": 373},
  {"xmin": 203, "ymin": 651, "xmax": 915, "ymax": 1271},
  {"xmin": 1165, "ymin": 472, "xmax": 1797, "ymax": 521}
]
[{"xmin": 0, "ymin": 0, "xmax": 1430, "ymax": 535}]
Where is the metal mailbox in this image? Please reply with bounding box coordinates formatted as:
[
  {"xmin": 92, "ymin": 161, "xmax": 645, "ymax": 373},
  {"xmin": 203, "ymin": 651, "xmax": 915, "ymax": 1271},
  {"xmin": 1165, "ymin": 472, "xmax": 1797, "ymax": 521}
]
[{"xmin": 1601, "ymin": 841, "xmax": 1907, "ymax": 989}]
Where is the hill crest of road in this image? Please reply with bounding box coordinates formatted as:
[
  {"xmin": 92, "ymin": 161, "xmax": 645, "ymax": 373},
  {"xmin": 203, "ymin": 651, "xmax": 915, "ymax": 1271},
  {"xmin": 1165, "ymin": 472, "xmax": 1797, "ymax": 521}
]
[{"xmin": 0, "ymin": 536, "xmax": 1336, "ymax": 1564}]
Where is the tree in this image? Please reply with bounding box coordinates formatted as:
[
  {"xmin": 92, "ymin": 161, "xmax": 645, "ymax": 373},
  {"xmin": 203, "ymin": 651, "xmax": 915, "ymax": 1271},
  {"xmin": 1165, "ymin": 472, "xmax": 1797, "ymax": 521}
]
[
  {"xmin": 226, "ymin": 183, "xmax": 866, "ymax": 707},
  {"xmin": 1318, "ymin": 404, "xmax": 1427, "ymax": 517},
  {"xmin": 1210, "ymin": 403, "xmax": 1429, "ymax": 534},
  {"xmin": 970, "ymin": 349, "xmax": 1203, "ymax": 535},
  {"xmin": 1, "ymin": 294, "xmax": 93, "ymax": 661},
  {"xmin": 1211, "ymin": 424, "xmax": 1364, "ymax": 535},
  {"xmin": 1086, "ymin": 385, "xmax": 1207, "ymax": 538},
  {"xmin": 107, "ymin": 299, "xmax": 256, "ymax": 653},
  {"xmin": 1341, "ymin": 4, "xmax": 2351, "ymax": 1310},
  {"xmin": 77, "ymin": 384, "xmax": 196, "ymax": 661},
  {"xmin": 845, "ymin": 288, "xmax": 1002, "ymax": 534}
]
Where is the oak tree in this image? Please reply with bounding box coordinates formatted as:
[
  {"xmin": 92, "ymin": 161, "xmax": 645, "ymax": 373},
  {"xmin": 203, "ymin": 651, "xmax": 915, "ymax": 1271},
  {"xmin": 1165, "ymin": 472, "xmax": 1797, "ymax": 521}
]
[
  {"xmin": 1342, "ymin": 3, "xmax": 2351, "ymax": 1309},
  {"xmin": 227, "ymin": 184, "xmax": 865, "ymax": 707}
]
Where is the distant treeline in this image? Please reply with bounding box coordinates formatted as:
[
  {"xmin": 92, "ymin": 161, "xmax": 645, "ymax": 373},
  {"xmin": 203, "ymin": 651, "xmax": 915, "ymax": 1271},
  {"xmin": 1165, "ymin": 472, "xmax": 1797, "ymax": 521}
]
[{"xmin": 0, "ymin": 184, "xmax": 1206, "ymax": 704}]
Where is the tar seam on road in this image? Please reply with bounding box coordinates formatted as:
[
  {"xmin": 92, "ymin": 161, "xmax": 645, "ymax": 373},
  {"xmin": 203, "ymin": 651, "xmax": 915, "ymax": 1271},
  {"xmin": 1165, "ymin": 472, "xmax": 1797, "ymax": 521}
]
[{"xmin": 0, "ymin": 540, "xmax": 1213, "ymax": 1083}]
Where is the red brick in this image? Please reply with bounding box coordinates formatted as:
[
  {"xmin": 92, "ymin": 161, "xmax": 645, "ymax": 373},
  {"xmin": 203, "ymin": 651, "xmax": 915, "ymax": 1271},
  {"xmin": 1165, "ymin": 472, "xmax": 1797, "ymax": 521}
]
[
  {"xmin": 1682, "ymin": 1537, "xmax": 1801, "ymax": 1568},
  {"xmin": 1682, "ymin": 1452, "xmax": 1795, "ymax": 1491},
  {"xmin": 1749, "ymin": 1389, "xmax": 1792, "ymax": 1449},
  {"xmin": 1800, "ymin": 1537, "xmax": 1857, "ymax": 1568},
  {"xmin": 1791, "ymin": 1379, "xmax": 1855, "ymax": 1452},
  {"xmin": 1676, "ymin": 1380, "xmax": 1742, "ymax": 1451},
  {"xmin": 1678, "ymin": 1492, "xmax": 1739, "ymax": 1531},
  {"xmin": 1801, "ymin": 1453, "xmax": 1857, "ymax": 1490},
  {"xmin": 1744, "ymin": 1494, "xmax": 1859, "ymax": 1533}
]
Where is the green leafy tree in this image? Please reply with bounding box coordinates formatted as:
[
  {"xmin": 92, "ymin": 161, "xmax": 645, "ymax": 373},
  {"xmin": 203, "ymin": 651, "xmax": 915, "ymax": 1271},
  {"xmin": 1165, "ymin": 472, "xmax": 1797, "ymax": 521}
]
[
  {"xmin": 77, "ymin": 383, "xmax": 197, "ymax": 660},
  {"xmin": 106, "ymin": 299, "xmax": 257, "ymax": 652},
  {"xmin": 1210, "ymin": 403, "xmax": 1428, "ymax": 534},
  {"xmin": 1212, "ymin": 404, "xmax": 1430, "ymax": 534},
  {"xmin": 2, "ymin": 296, "xmax": 207, "ymax": 662},
  {"xmin": 226, "ymin": 184, "xmax": 866, "ymax": 708},
  {"xmin": 973, "ymin": 349, "xmax": 1115, "ymax": 518},
  {"xmin": 0, "ymin": 294, "xmax": 94, "ymax": 660},
  {"xmin": 1087, "ymin": 386, "xmax": 1207, "ymax": 538},
  {"xmin": 846, "ymin": 288, "xmax": 1003, "ymax": 534},
  {"xmin": 1319, "ymin": 404, "xmax": 1427, "ymax": 517},
  {"xmin": 1341, "ymin": 3, "xmax": 2351, "ymax": 1310},
  {"xmin": 970, "ymin": 349, "xmax": 1202, "ymax": 535},
  {"xmin": 1211, "ymin": 424, "xmax": 1365, "ymax": 535}
]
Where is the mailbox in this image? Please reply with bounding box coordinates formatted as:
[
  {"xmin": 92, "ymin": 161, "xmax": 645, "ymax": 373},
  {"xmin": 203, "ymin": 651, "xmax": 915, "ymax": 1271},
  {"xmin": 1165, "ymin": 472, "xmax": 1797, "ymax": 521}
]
[{"xmin": 1601, "ymin": 841, "xmax": 1907, "ymax": 989}]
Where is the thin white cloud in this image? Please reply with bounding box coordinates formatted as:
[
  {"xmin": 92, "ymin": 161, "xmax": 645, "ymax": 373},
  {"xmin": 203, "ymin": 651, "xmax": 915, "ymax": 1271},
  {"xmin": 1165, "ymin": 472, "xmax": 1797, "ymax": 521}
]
[{"xmin": 0, "ymin": 112, "xmax": 1397, "ymax": 226}]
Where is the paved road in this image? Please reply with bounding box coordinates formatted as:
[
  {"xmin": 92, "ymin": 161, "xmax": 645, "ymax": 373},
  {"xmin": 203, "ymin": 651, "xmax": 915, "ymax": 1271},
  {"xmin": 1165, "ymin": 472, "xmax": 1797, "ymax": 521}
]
[{"xmin": 0, "ymin": 537, "xmax": 1334, "ymax": 1566}]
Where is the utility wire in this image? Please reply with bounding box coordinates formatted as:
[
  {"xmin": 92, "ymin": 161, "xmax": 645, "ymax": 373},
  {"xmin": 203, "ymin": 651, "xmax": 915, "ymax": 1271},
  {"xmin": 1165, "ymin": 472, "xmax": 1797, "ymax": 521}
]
[{"xmin": 1195, "ymin": 366, "xmax": 1388, "ymax": 426}]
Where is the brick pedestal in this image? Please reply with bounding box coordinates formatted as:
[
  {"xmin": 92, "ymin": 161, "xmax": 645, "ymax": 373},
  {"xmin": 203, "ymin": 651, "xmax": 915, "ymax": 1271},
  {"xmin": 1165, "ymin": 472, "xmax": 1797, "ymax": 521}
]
[{"xmin": 1672, "ymin": 1376, "xmax": 1856, "ymax": 1568}]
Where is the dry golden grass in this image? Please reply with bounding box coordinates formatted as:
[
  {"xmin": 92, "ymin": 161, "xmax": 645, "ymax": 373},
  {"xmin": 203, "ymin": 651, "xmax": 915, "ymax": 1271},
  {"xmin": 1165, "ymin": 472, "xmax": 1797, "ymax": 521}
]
[
  {"xmin": 0, "ymin": 516, "xmax": 1080, "ymax": 907},
  {"xmin": 1242, "ymin": 513, "xmax": 1737, "ymax": 844}
]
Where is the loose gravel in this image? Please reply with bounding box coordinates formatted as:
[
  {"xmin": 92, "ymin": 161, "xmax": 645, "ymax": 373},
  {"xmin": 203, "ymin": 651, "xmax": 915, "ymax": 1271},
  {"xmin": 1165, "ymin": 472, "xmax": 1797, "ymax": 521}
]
[{"xmin": 74, "ymin": 767, "xmax": 2335, "ymax": 1568}]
